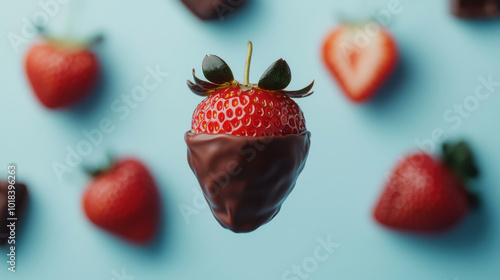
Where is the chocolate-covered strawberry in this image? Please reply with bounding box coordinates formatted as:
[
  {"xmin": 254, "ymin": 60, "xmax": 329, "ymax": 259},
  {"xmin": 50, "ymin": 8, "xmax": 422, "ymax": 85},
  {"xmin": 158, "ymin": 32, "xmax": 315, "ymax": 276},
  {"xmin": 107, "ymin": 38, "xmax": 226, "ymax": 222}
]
[
  {"xmin": 181, "ymin": 0, "xmax": 246, "ymax": 21},
  {"xmin": 185, "ymin": 42, "xmax": 313, "ymax": 233}
]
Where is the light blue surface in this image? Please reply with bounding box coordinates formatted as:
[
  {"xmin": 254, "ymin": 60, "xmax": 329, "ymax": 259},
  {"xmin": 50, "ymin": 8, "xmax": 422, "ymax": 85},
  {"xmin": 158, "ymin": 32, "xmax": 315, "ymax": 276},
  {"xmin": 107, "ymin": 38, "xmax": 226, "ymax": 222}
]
[{"xmin": 1, "ymin": 0, "xmax": 500, "ymax": 279}]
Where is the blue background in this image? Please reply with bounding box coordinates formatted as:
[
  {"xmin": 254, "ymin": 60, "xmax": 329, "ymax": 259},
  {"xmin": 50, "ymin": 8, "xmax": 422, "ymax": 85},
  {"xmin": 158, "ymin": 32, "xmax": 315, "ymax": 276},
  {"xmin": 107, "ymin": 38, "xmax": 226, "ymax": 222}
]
[{"xmin": 1, "ymin": 0, "xmax": 500, "ymax": 279}]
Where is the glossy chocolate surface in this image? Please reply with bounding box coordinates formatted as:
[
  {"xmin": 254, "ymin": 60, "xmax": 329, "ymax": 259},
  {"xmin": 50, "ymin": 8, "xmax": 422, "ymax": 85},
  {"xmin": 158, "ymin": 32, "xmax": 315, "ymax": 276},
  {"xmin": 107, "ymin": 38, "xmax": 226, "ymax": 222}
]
[
  {"xmin": 180, "ymin": 0, "xmax": 246, "ymax": 20},
  {"xmin": 0, "ymin": 181, "xmax": 28, "ymax": 244},
  {"xmin": 185, "ymin": 131, "xmax": 310, "ymax": 233},
  {"xmin": 451, "ymin": 0, "xmax": 499, "ymax": 18}
]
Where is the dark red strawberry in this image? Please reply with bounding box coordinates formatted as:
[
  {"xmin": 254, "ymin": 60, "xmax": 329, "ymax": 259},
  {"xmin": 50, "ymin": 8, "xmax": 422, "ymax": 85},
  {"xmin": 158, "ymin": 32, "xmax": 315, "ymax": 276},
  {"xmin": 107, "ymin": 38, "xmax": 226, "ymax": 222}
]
[
  {"xmin": 83, "ymin": 159, "xmax": 161, "ymax": 244},
  {"xmin": 373, "ymin": 141, "xmax": 479, "ymax": 233},
  {"xmin": 185, "ymin": 42, "xmax": 313, "ymax": 232},
  {"xmin": 322, "ymin": 22, "xmax": 397, "ymax": 102},
  {"xmin": 25, "ymin": 28, "xmax": 101, "ymax": 109}
]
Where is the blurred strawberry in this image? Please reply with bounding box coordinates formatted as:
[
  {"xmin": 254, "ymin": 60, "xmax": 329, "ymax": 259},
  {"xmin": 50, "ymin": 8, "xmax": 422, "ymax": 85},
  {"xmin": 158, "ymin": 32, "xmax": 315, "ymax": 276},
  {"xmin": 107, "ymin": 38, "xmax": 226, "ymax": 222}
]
[
  {"xmin": 373, "ymin": 141, "xmax": 479, "ymax": 233},
  {"xmin": 25, "ymin": 27, "xmax": 101, "ymax": 109},
  {"xmin": 181, "ymin": 0, "xmax": 246, "ymax": 20},
  {"xmin": 322, "ymin": 22, "xmax": 397, "ymax": 102},
  {"xmin": 83, "ymin": 158, "xmax": 161, "ymax": 244}
]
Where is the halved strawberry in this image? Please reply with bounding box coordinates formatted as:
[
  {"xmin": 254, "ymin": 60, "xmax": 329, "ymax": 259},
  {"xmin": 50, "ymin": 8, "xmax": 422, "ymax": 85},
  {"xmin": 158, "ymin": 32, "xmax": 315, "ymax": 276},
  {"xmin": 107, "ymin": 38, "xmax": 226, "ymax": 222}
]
[{"xmin": 322, "ymin": 23, "xmax": 398, "ymax": 102}]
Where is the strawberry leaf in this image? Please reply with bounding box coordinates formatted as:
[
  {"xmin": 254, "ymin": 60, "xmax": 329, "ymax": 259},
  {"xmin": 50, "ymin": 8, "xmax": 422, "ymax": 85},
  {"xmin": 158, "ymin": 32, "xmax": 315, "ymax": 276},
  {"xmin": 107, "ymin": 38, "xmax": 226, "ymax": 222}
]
[
  {"xmin": 276, "ymin": 80, "xmax": 315, "ymax": 98},
  {"xmin": 187, "ymin": 80, "xmax": 213, "ymax": 96},
  {"xmin": 442, "ymin": 141, "xmax": 479, "ymax": 179},
  {"xmin": 192, "ymin": 69, "xmax": 220, "ymax": 89},
  {"xmin": 202, "ymin": 55, "xmax": 234, "ymax": 84},
  {"xmin": 258, "ymin": 59, "xmax": 291, "ymax": 90}
]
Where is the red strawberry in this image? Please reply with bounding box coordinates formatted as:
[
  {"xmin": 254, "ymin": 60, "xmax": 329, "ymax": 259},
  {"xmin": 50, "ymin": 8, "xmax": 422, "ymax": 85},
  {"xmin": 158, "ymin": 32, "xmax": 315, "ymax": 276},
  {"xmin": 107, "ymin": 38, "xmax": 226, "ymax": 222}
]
[
  {"xmin": 322, "ymin": 22, "xmax": 397, "ymax": 102},
  {"xmin": 188, "ymin": 43, "xmax": 313, "ymax": 137},
  {"xmin": 83, "ymin": 159, "xmax": 161, "ymax": 244},
  {"xmin": 25, "ymin": 30, "xmax": 101, "ymax": 109},
  {"xmin": 185, "ymin": 42, "xmax": 313, "ymax": 232},
  {"xmin": 373, "ymin": 141, "xmax": 479, "ymax": 233},
  {"xmin": 191, "ymin": 87, "xmax": 306, "ymax": 136}
]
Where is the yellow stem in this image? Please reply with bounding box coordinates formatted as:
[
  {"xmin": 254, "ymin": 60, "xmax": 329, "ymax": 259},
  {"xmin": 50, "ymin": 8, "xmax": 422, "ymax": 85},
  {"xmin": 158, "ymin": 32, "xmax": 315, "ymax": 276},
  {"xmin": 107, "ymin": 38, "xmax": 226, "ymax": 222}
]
[{"xmin": 244, "ymin": 41, "xmax": 253, "ymax": 85}]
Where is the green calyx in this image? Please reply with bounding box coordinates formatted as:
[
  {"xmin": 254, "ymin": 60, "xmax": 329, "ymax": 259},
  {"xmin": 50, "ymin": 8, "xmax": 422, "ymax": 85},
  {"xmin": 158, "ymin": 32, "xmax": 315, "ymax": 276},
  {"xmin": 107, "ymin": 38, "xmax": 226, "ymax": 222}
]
[
  {"xmin": 187, "ymin": 41, "xmax": 314, "ymax": 98},
  {"xmin": 36, "ymin": 25, "xmax": 103, "ymax": 50},
  {"xmin": 442, "ymin": 141, "xmax": 479, "ymax": 180},
  {"xmin": 442, "ymin": 141, "xmax": 480, "ymax": 208},
  {"xmin": 82, "ymin": 153, "xmax": 115, "ymax": 178}
]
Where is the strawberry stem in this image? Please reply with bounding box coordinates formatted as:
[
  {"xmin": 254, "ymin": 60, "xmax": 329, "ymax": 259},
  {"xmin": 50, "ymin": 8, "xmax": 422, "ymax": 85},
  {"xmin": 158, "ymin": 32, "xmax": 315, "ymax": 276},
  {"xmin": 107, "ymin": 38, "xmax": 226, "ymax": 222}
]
[
  {"xmin": 35, "ymin": 24, "xmax": 103, "ymax": 50},
  {"xmin": 244, "ymin": 41, "xmax": 253, "ymax": 86},
  {"xmin": 85, "ymin": 34, "xmax": 104, "ymax": 47},
  {"xmin": 82, "ymin": 152, "xmax": 115, "ymax": 178},
  {"xmin": 35, "ymin": 25, "xmax": 49, "ymax": 38}
]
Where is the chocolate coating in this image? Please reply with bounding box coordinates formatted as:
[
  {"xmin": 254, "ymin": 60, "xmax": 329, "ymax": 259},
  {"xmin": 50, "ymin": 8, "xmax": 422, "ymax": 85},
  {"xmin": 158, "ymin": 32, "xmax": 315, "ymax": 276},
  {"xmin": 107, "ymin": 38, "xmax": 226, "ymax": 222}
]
[
  {"xmin": 185, "ymin": 131, "xmax": 310, "ymax": 233},
  {"xmin": 180, "ymin": 0, "xmax": 246, "ymax": 20},
  {"xmin": 451, "ymin": 0, "xmax": 499, "ymax": 18},
  {"xmin": 0, "ymin": 181, "xmax": 28, "ymax": 245}
]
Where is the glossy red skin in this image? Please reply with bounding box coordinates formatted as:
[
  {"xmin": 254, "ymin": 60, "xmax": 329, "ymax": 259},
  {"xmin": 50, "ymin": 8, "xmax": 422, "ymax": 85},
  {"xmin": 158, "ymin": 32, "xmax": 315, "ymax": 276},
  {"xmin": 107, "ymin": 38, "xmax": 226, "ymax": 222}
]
[
  {"xmin": 373, "ymin": 153, "xmax": 469, "ymax": 233},
  {"xmin": 322, "ymin": 25, "xmax": 397, "ymax": 103},
  {"xmin": 191, "ymin": 86, "xmax": 306, "ymax": 136},
  {"xmin": 83, "ymin": 159, "xmax": 161, "ymax": 244},
  {"xmin": 25, "ymin": 43, "xmax": 99, "ymax": 109}
]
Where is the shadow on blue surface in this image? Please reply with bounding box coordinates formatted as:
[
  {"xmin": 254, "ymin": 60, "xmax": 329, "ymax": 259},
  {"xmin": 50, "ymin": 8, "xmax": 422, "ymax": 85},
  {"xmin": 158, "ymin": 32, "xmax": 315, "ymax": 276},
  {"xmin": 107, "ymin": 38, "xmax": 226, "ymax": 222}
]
[
  {"xmin": 382, "ymin": 200, "xmax": 491, "ymax": 254},
  {"xmin": 63, "ymin": 43, "xmax": 110, "ymax": 118},
  {"xmin": 369, "ymin": 50, "xmax": 409, "ymax": 106},
  {"xmin": 89, "ymin": 175, "xmax": 176, "ymax": 263}
]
